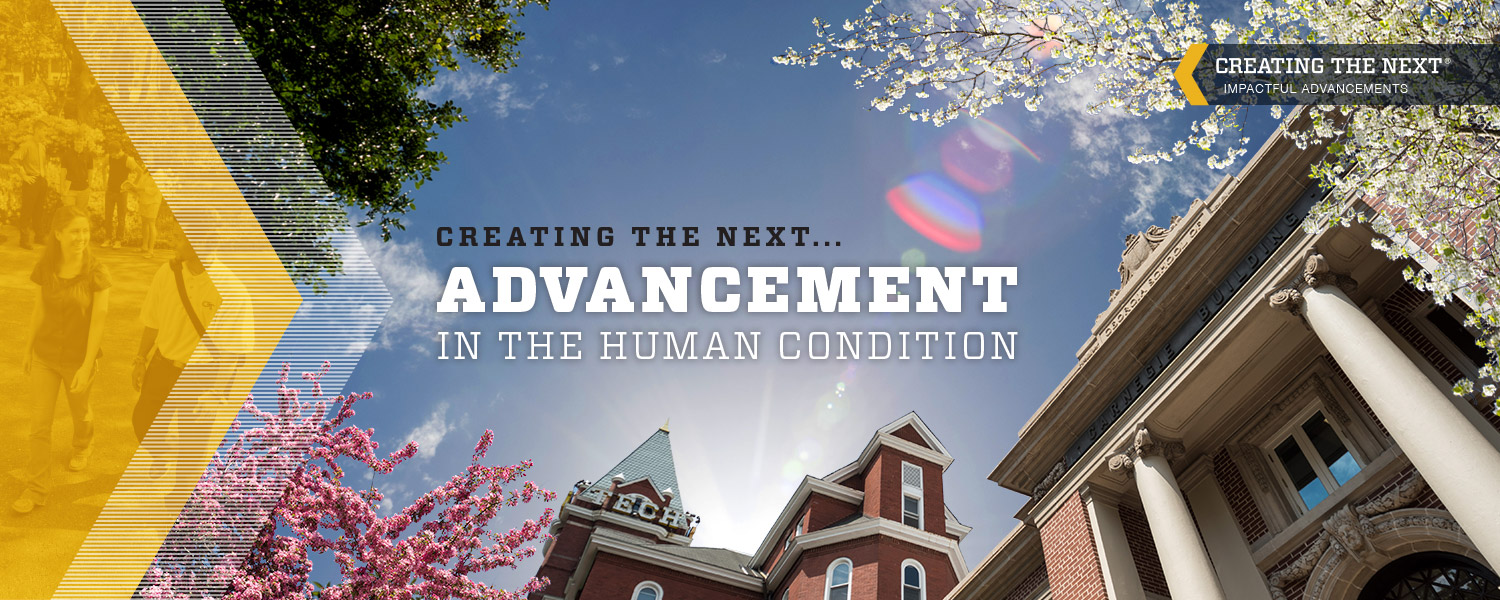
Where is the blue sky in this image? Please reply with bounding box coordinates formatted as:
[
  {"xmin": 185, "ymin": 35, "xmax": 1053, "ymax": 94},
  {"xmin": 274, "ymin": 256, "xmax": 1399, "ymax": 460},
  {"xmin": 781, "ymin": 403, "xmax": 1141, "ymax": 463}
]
[{"xmin": 331, "ymin": 0, "xmax": 1278, "ymax": 591}]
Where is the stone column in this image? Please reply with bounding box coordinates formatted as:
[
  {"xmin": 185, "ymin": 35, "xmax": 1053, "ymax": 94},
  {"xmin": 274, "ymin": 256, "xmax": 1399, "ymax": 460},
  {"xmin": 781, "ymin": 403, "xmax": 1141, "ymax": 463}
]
[
  {"xmin": 1082, "ymin": 489, "xmax": 1148, "ymax": 600},
  {"xmin": 1268, "ymin": 250, "xmax": 1500, "ymax": 566},
  {"xmin": 1110, "ymin": 425, "xmax": 1230, "ymax": 600},
  {"xmin": 1183, "ymin": 472, "xmax": 1274, "ymax": 600}
]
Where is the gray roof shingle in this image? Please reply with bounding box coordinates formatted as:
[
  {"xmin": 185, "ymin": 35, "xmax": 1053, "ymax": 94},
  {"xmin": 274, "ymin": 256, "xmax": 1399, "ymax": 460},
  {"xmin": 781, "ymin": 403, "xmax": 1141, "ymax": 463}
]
[{"xmin": 582, "ymin": 428, "xmax": 684, "ymax": 511}]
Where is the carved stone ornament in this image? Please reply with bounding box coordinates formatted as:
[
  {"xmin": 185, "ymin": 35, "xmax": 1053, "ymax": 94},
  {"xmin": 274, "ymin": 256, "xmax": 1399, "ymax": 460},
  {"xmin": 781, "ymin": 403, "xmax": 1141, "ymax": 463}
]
[
  {"xmin": 1268, "ymin": 250, "xmax": 1358, "ymax": 321},
  {"xmin": 1355, "ymin": 472, "xmax": 1427, "ymax": 517},
  {"xmin": 1269, "ymin": 534, "xmax": 1330, "ymax": 597},
  {"xmin": 1112, "ymin": 217, "xmax": 1181, "ymax": 299},
  {"xmin": 1322, "ymin": 505, "xmax": 1373, "ymax": 559},
  {"xmin": 1265, "ymin": 472, "xmax": 1429, "ymax": 598},
  {"xmin": 1267, "ymin": 287, "xmax": 1305, "ymax": 318},
  {"xmin": 1302, "ymin": 249, "xmax": 1358, "ymax": 294},
  {"xmin": 1031, "ymin": 460, "xmax": 1069, "ymax": 501},
  {"xmin": 1108, "ymin": 424, "xmax": 1184, "ymax": 477}
]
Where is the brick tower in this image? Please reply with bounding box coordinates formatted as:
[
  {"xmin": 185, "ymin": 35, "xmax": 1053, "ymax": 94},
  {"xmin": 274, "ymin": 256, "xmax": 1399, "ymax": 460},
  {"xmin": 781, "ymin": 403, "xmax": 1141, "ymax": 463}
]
[{"xmin": 530, "ymin": 414, "xmax": 968, "ymax": 600}]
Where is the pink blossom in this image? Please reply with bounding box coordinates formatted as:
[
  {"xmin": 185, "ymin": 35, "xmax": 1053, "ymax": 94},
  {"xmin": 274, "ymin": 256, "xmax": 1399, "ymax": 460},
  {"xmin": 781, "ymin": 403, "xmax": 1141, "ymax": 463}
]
[{"xmin": 142, "ymin": 363, "xmax": 555, "ymax": 600}]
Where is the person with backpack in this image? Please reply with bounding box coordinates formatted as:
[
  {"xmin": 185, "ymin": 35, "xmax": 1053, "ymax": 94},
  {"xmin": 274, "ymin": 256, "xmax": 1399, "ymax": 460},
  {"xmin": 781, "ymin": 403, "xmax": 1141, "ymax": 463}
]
[{"xmin": 130, "ymin": 230, "xmax": 245, "ymax": 444}]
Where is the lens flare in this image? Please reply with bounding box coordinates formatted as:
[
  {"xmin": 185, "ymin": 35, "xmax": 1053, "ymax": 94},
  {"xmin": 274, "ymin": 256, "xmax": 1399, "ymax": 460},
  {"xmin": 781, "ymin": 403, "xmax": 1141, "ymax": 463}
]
[
  {"xmin": 900, "ymin": 248, "xmax": 926, "ymax": 269},
  {"xmin": 941, "ymin": 127, "xmax": 1014, "ymax": 193},
  {"xmin": 968, "ymin": 117, "xmax": 1042, "ymax": 163},
  {"xmin": 816, "ymin": 392, "xmax": 851, "ymax": 430},
  {"xmin": 886, "ymin": 173, "xmax": 983, "ymax": 253}
]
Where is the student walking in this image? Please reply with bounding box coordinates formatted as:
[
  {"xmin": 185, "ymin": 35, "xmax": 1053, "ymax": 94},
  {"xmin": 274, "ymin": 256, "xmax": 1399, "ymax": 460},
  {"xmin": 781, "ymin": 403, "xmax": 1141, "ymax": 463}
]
[
  {"xmin": 12, "ymin": 132, "xmax": 48, "ymax": 249},
  {"xmin": 16, "ymin": 207, "xmax": 111, "ymax": 514}
]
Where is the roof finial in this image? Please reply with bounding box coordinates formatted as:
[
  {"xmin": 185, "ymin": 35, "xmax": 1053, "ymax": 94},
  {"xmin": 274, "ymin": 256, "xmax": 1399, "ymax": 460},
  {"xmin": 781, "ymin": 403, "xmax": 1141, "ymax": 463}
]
[{"xmin": 660, "ymin": 419, "xmax": 670, "ymax": 433}]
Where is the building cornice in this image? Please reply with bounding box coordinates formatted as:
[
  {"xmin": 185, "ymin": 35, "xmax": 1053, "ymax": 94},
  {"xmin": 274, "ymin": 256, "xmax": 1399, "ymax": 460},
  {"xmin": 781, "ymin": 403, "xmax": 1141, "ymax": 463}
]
[
  {"xmin": 567, "ymin": 530, "xmax": 765, "ymax": 599},
  {"xmin": 749, "ymin": 476, "xmax": 864, "ymax": 566},
  {"xmin": 944, "ymin": 505, "xmax": 973, "ymax": 541},
  {"xmin": 764, "ymin": 517, "xmax": 967, "ymax": 591},
  {"xmin": 826, "ymin": 412, "xmax": 955, "ymax": 486},
  {"xmin": 944, "ymin": 523, "xmax": 1043, "ymax": 600},
  {"xmin": 826, "ymin": 432, "xmax": 955, "ymax": 486},
  {"xmin": 991, "ymin": 127, "xmax": 1330, "ymax": 502}
]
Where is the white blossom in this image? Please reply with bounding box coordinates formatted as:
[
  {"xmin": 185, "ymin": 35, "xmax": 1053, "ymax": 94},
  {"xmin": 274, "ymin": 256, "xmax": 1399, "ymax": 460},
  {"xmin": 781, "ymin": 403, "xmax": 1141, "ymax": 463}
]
[{"xmin": 775, "ymin": 0, "xmax": 1500, "ymax": 408}]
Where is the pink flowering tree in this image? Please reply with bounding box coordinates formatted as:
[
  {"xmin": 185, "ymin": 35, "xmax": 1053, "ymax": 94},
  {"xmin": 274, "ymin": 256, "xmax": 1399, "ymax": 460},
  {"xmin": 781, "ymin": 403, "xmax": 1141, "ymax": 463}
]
[{"xmin": 139, "ymin": 364, "xmax": 556, "ymax": 600}]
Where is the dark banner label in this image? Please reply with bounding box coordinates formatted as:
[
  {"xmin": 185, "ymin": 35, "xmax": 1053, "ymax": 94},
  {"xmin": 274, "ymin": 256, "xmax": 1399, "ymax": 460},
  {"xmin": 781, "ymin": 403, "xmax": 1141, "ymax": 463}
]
[{"xmin": 1176, "ymin": 44, "xmax": 1500, "ymax": 105}]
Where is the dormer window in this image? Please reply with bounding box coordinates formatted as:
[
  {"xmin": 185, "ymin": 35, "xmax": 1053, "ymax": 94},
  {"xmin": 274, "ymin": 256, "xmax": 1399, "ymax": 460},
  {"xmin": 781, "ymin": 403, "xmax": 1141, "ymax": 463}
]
[{"xmin": 901, "ymin": 462, "xmax": 923, "ymax": 528}]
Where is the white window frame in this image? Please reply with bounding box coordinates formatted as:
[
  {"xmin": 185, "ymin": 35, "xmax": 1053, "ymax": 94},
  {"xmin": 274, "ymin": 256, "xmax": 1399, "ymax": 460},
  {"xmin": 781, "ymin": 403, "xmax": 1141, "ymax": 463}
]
[
  {"xmin": 900, "ymin": 558, "xmax": 927, "ymax": 600},
  {"xmin": 825, "ymin": 558, "xmax": 853, "ymax": 600},
  {"xmin": 901, "ymin": 461, "xmax": 923, "ymax": 529},
  {"xmin": 1263, "ymin": 403, "xmax": 1367, "ymax": 513},
  {"xmin": 632, "ymin": 581, "xmax": 663, "ymax": 600}
]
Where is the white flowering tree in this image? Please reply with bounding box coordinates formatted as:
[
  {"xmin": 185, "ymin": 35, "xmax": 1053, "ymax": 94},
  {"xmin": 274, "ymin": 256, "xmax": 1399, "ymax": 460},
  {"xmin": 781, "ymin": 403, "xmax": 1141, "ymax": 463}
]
[{"xmin": 775, "ymin": 0, "xmax": 1500, "ymax": 405}]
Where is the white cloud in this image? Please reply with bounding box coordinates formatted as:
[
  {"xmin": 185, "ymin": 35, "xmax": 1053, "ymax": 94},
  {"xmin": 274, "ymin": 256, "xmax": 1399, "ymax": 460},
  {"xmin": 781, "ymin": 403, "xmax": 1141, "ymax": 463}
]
[
  {"xmin": 417, "ymin": 70, "xmax": 542, "ymax": 119},
  {"xmin": 417, "ymin": 70, "xmax": 500, "ymax": 102},
  {"xmin": 1120, "ymin": 160, "xmax": 1216, "ymax": 230},
  {"xmin": 563, "ymin": 102, "xmax": 591, "ymax": 124},
  {"xmin": 1036, "ymin": 73, "xmax": 1215, "ymax": 230},
  {"xmin": 361, "ymin": 234, "xmax": 446, "ymax": 350},
  {"xmin": 490, "ymin": 81, "xmax": 542, "ymax": 118},
  {"xmin": 588, "ymin": 61, "xmax": 601, "ymax": 72},
  {"xmin": 406, "ymin": 402, "xmax": 455, "ymax": 460},
  {"xmin": 612, "ymin": 56, "xmax": 627, "ymax": 66},
  {"xmin": 703, "ymin": 50, "xmax": 727, "ymax": 64}
]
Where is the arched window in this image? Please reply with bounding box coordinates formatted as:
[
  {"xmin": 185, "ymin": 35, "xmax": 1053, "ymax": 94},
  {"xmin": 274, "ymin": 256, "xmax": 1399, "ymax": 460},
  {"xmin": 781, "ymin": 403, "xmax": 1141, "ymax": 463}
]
[
  {"xmin": 826, "ymin": 558, "xmax": 852, "ymax": 600},
  {"xmin": 1357, "ymin": 552, "xmax": 1500, "ymax": 600},
  {"xmin": 632, "ymin": 581, "xmax": 663, "ymax": 600},
  {"xmin": 902, "ymin": 559, "xmax": 926, "ymax": 600}
]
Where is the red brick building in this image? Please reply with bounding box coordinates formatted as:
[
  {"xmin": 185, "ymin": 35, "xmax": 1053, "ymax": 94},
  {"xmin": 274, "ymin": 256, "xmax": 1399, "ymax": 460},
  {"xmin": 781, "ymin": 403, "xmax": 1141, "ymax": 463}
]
[{"xmin": 530, "ymin": 413, "xmax": 970, "ymax": 600}]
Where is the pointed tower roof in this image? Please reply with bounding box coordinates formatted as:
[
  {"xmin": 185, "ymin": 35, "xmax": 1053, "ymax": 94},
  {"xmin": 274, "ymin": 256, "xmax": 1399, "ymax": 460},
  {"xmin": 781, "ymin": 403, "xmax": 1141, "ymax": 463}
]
[{"xmin": 581, "ymin": 426, "xmax": 684, "ymax": 511}]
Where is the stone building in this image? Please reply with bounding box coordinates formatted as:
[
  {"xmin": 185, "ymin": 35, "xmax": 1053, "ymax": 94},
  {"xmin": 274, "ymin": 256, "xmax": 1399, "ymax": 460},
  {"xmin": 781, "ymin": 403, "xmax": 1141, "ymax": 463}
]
[
  {"xmin": 948, "ymin": 129, "xmax": 1500, "ymax": 600},
  {"xmin": 530, "ymin": 413, "xmax": 970, "ymax": 600}
]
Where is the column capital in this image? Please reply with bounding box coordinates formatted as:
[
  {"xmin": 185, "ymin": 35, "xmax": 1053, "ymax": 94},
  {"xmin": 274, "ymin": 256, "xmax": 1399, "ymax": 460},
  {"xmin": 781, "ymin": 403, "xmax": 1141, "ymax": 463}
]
[
  {"xmin": 1300, "ymin": 250, "xmax": 1358, "ymax": 292},
  {"xmin": 1266, "ymin": 249, "xmax": 1357, "ymax": 318},
  {"xmin": 1108, "ymin": 424, "xmax": 1184, "ymax": 476}
]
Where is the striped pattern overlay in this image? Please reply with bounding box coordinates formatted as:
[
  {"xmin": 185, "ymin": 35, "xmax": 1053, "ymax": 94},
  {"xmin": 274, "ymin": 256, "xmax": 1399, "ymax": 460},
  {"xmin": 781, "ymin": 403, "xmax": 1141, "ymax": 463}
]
[{"xmin": 47, "ymin": 1, "xmax": 391, "ymax": 596}]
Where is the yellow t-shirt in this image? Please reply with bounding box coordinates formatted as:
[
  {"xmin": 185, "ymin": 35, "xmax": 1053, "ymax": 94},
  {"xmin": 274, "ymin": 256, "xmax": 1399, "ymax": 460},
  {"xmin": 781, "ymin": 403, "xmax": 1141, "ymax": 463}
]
[{"xmin": 140, "ymin": 261, "xmax": 252, "ymax": 363}]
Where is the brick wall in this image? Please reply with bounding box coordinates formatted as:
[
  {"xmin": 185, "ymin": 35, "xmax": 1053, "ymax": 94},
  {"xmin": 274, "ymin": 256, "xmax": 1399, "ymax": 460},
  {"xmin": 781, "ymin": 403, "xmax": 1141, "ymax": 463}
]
[
  {"xmin": 890, "ymin": 424, "xmax": 930, "ymax": 448},
  {"xmin": 1322, "ymin": 355, "xmax": 1391, "ymax": 440},
  {"xmin": 1003, "ymin": 564, "xmax": 1048, "ymax": 600},
  {"xmin": 531, "ymin": 518, "xmax": 597, "ymax": 598},
  {"xmin": 1119, "ymin": 504, "xmax": 1171, "ymax": 597},
  {"xmin": 578, "ymin": 552, "xmax": 760, "ymax": 600},
  {"xmin": 763, "ymin": 491, "xmax": 863, "ymax": 573},
  {"xmin": 1037, "ymin": 491, "xmax": 1108, "ymax": 600},
  {"xmin": 1382, "ymin": 284, "xmax": 1466, "ymax": 384},
  {"xmin": 783, "ymin": 538, "xmax": 882, "ymax": 600},
  {"xmin": 863, "ymin": 446, "xmax": 947, "ymax": 537},
  {"xmin": 874, "ymin": 538, "xmax": 960, "ymax": 600},
  {"xmin": 1211, "ymin": 448, "xmax": 1270, "ymax": 543},
  {"xmin": 1361, "ymin": 195, "xmax": 1498, "ymax": 303},
  {"xmin": 808, "ymin": 494, "xmax": 860, "ymax": 531}
]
